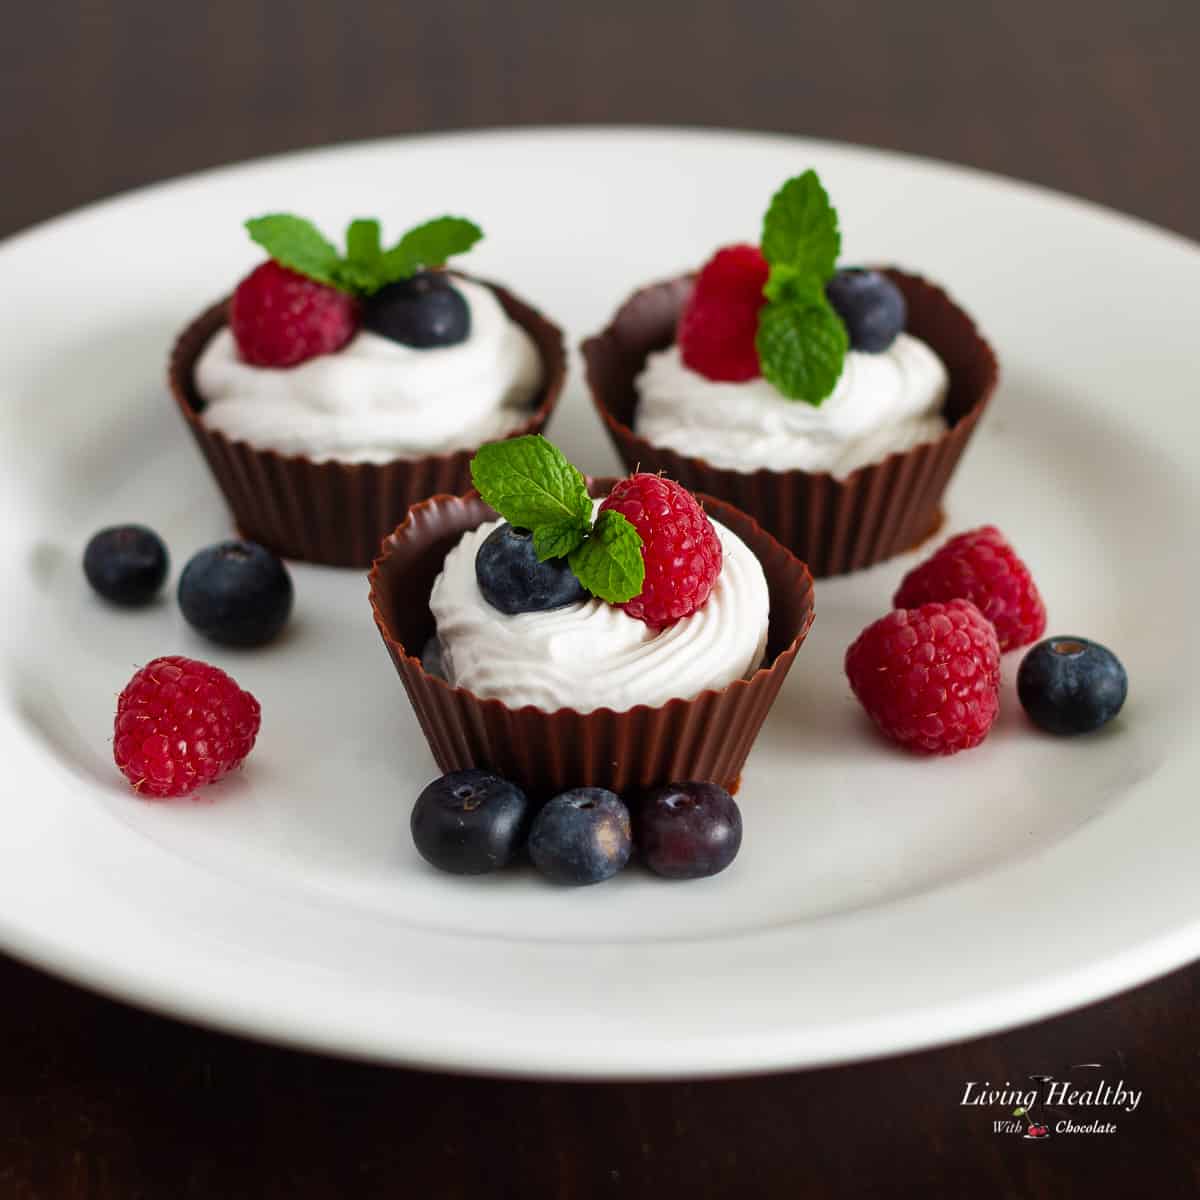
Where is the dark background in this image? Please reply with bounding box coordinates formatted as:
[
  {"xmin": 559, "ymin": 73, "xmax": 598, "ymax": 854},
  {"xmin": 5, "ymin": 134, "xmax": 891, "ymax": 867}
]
[{"xmin": 2, "ymin": 1, "xmax": 1198, "ymax": 1196}]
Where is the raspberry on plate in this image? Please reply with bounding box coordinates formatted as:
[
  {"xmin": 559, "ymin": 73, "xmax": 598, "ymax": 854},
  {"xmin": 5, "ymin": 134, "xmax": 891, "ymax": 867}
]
[
  {"xmin": 599, "ymin": 473, "xmax": 723, "ymax": 628},
  {"xmin": 113, "ymin": 656, "xmax": 261, "ymax": 798},
  {"xmin": 677, "ymin": 243, "xmax": 769, "ymax": 382},
  {"xmin": 230, "ymin": 260, "xmax": 359, "ymax": 367},
  {"xmin": 893, "ymin": 525, "xmax": 1046, "ymax": 653},
  {"xmin": 845, "ymin": 599, "xmax": 1001, "ymax": 756}
]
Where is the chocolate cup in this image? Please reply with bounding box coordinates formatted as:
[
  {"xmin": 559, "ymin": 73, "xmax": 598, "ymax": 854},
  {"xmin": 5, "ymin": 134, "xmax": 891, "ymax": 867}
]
[
  {"xmin": 169, "ymin": 277, "xmax": 566, "ymax": 568},
  {"xmin": 582, "ymin": 268, "xmax": 998, "ymax": 578},
  {"xmin": 368, "ymin": 481, "xmax": 815, "ymax": 800}
]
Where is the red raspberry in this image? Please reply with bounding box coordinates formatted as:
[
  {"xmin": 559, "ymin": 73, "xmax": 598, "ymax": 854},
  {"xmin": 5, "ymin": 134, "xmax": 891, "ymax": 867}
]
[
  {"xmin": 113, "ymin": 656, "xmax": 261, "ymax": 798},
  {"xmin": 599, "ymin": 473, "xmax": 723, "ymax": 628},
  {"xmin": 845, "ymin": 599, "xmax": 1001, "ymax": 756},
  {"xmin": 677, "ymin": 243, "xmax": 769, "ymax": 382},
  {"xmin": 230, "ymin": 260, "xmax": 359, "ymax": 367},
  {"xmin": 893, "ymin": 526, "xmax": 1047, "ymax": 653}
]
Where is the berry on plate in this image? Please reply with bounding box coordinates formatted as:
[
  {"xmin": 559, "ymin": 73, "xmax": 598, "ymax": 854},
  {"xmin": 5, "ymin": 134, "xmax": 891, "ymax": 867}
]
[
  {"xmin": 845, "ymin": 599, "xmax": 1001, "ymax": 755},
  {"xmin": 528, "ymin": 788, "xmax": 632, "ymax": 885},
  {"xmin": 83, "ymin": 524, "xmax": 168, "ymax": 606},
  {"xmin": 1017, "ymin": 636, "xmax": 1127, "ymax": 735},
  {"xmin": 113, "ymin": 656, "xmax": 260, "ymax": 798},
  {"xmin": 410, "ymin": 768, "xmax": 531, "ymax": 875},
  {"xmin": 636, "ymin": 781, "xmax": 742, "ymax": 879},
  {"xmin": 825, "ymin": 268, "xmax": 906, "ymax": 353},
  {"xmin": 364, "ymin": 270, "xmax": 471, "ymax": 348},
  {"xmin": 677, "ymin": 243, "xmax": 769, "ymax": 382},
  {"xmin": 177, "ymin": 540, "xmax": 294, "ymax": 648},
  {"xmin": 893, "ymin": 525, "xmax": 1047, "ymax": 653},
  {"xmin": 474, "ymin": 522, "xmax": 587, "ymax": 615},
  {"xmin": 599, "ymin": 473, "xmax": 723, "ymax": 628}
]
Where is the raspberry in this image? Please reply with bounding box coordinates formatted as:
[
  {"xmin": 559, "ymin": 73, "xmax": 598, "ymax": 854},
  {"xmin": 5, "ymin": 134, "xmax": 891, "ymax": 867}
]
[
  {"xmin": 113, "ymin": 656, "xmax": 261, "ymax": 798},
  {"xmin": 677, "ymin": 243, "xmax": 769, "ymax": 382},
  {"xmin": 893, "ymin": 526, "xmax": 1046, "ymax": 653},
  {"xmin": 845, "ymin": 599, "xmax": 1001, "ymax": 756},
  {"xmin": 599, "ymin": 474, "xmax": 723, "ymax": 628},
  {"xmin": 230, "ymin": 260, "xmax": 359, "ymax": 367}
]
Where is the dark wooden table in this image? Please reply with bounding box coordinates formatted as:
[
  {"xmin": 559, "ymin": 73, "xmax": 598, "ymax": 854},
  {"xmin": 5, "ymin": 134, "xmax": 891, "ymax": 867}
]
[{"xmin": 2, "ymin": 2, "xmax": 1197, "ymax": 1195}]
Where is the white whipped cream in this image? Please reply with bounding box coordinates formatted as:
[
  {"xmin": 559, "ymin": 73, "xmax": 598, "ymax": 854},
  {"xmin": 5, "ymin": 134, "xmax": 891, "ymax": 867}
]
[
  {"xmin": 194, "ymin": 279, "xmax": 542, "ymax": 462},
  {"xmin": 429, "ymin": 507, "xmax": 771, "ymax": 713},
  {"xmin": 634, "ymin": 334, "xmax": 949, "ymax": 478}
]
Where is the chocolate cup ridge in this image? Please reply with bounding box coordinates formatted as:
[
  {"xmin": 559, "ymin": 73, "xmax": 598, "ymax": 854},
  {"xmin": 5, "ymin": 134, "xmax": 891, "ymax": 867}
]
[
  {"xmin": 169, "ymin": 276, "xmax": 566, "ymax": 568},
  {"xmin": 582, "ymin": 268, "xmax": 998, "ymax": 578},
  {"xmin": 368, "ymin": 481, "xmax": 815, "ymax": 800}
]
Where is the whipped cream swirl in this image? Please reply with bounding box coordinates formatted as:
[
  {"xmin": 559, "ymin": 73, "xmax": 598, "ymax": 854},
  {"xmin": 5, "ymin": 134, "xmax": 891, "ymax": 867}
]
[
  {"xmin": 429, "ymin": 509, "xmax": 771, "ymax": 713},
  {"xmin": 634, "ymin": 334, "xmax": 948, "ymax": 478},
  {"xmin": 194, "ymin": 279, "xmax": 542, "ymax": 462}
]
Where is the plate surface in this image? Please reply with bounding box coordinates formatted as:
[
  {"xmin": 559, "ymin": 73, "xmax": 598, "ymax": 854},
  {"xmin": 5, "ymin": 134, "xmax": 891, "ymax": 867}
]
[{"xmin": 1, "ymin": 127, "xmax": 1198, "ymax": 1078}]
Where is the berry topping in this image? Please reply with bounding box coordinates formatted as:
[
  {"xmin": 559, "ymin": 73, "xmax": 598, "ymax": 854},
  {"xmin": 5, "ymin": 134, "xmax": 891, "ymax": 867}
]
[
  {"xmin": 475, "ymin": 522, "xmax": 587, "ymax": 615},
  {"xmin": 83, "ymin": 524, "xmax": 168, "ymax": 607},
  {"xmin": 636, "ymin": 782, "xmax": 742, "ymax": 880},
  {"xmin": 893, "ymin": 526, "xmax": 1047, "ymax": 653},
  {"xmin": 363, "ymin": 270, "xmax": 471, "ymax": 348},
  {"xmin": 1017, "ymin": 637, "xmax": 1127, "ymax": 736},
  {"xmin": 825, "ymin": 268, "xmax": 907, "ymax": 353},
  {"xmin": 599, "ymin": 473, "xmax": 722, "ymax": 628},
  {"xmin": 113, "ymin": 656, "xmax": 260, "ymax": 798},
  {"xmin": 177, "ymin": 540, "xmax": 294, "ymax": 648},
  {"xmin": 528, "ymin": 788, "xmax": 632, "ymax": 886},
  {"xmin": 845, "ymin": 599, "xmax": 1001, "ymax": 756},
  {"xmin": 410, "ymin": 768, "xmax": 531, "ymax": 875},
  {"xmin": 678, "ymin": 243, "xmax": 769, "ymax": 382},
  {"xmin": 230, "ymin": 261, "xmax": 359, "ymax": 368}
]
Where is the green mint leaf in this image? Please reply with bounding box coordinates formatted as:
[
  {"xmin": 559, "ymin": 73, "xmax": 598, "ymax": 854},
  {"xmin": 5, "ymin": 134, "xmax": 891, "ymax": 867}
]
[
  {"xmin": 763, "ymin": 262, "xmax": 826, "ymax": 305},
  {"xmin": 470, "ymin": 435, "xmax": 593, "ymax": 533},
  {"xmin": 760, "ymin": 171, "xmax": 840, "ymax": 281},
  {"xmin": 568, "ymin": 510, "xmax": 644, "ymax": 604},
  {"xmin": 533, "ymin": 522, "xmax": 586, "ymax": 562},
  {"xmin": 245, "ymin": 214, "xmax": 341, "ymax": 286},
  {"xmin": 756, "ymin": 298, "xmax": 848, "ymax": 405},
  {"xmin": 378, "ymin": 216, "xmax": 483, "ymax": 286},
  {"xmin": 345, "ymin": 218, "xmax": 382, "ymax": 267}
]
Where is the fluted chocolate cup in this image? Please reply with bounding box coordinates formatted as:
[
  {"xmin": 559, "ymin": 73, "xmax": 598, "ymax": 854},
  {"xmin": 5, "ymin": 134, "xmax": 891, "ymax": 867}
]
[
  {"xmin": 169, "ymin": 277, "xmax": 566, "ymax": 568},
  {"xmin": 583, "ymin": 268, "xmax": 998, "ymax": 578},
  {"xmin": 368, "ymin": 481, "xmax": 815, "ymax": 800}
]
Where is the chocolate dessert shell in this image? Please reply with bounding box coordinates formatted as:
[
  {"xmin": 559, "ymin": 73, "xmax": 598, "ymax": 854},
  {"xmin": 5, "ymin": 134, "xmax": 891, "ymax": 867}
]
[
  {"xmin": 368, "ymin": 481, "xmax": 815, "ymax": 800},
  {"xmin": 169, "ymin": 277, "xmax": 566, "ymax": 568},
  {"xmin": 582, "ymin": 268, "xmax": 998, "ymax": 578}
]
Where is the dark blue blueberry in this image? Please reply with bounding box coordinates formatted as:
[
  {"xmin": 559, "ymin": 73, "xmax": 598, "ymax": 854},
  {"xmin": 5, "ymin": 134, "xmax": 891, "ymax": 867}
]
[
  {"xmin": 177, "ymin": 539, "xmax": 293, "ymax": 647},
  {"xmin": 825, "ymin": 268, "xmax": 906, "ymax": 353},
  {"xmin": 528, "ymin": 788, "xmax": 632, "ymax": 886},
  {"xmin": 82, "ymin": 524, "xmax": 169, "ymax": 606},
  {"xmin": 1017, "ymin": 636, "xmax": 1128, "ymax": 735},
  {"xmin": 363, "ymin": 271, "xmax": 470, "ymax": 348},
  {"xmin": 637, "ymin": 781, "xmax": 742, "ymax": 880},
  {"xmin": 475, "ymin": 523, "xmax": 588, "ymax": 615},
  {"xmin": 411, "ymin": 768, "xmax": 531, "ymax": 875}
]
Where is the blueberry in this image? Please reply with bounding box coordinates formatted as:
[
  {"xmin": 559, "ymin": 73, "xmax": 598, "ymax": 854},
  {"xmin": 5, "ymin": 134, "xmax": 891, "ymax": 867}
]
[
  {"xmin": 363, "ymin": 271, "xmax": 471, "ymax": 348},
  {"xmin": 637, "ymin": 781, "xmax": 742, "ymax": 879},
  {"xmin": 474, "ymin": 523, "xmax": 588, "ymax": 615},
  {"xmin": 411, "ymin": 768, "xmax": 531, "ymax": 875},
  {"xmin": 82, "ymin": 524, "xmax": 169, "ymax": 606},
  {"xmin": 825, "ymin": 268, "xmax": 906, "ymax": 353},
  {"xmin": 1017, "ymin": 636, "xmax": 1128, "ymax": 735},
  {"xmin": 177, "ymin": 539, "xmax": 293, "ymax": 647},
  {"xmin": 528, "ymin": 788, "xmax": 632, "ymax": 886}
]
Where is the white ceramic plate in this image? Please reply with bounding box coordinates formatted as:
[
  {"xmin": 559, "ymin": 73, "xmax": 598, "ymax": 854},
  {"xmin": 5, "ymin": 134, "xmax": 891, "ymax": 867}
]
[{"xmin": 1, "ymin": 128, "xmax": 1198, "ymax": 1079}]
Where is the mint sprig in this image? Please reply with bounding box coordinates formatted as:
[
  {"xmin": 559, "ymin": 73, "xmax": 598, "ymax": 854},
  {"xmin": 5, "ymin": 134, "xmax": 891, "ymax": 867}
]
[
  {"xmin": 245, "ymin": 212, "xmax": 482, "ymax": 297},
  {"xmin": 754, "ymin": 170, "xmax": 847, "ymax": 406},
  {"xmin": 469, "ymin": 436, "xmax": 645, "ymax": 606}
]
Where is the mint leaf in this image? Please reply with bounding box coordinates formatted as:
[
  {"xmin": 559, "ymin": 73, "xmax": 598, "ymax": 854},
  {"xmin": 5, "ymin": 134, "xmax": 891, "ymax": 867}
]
[
  {"xmin": 533, "ymin": 522, "xmax": 586, "ymax": 562},
  {"xmin": 345, "ymin": 218, "xmax": 382, "ymax": 267},
  {"xmin": 379, "ymin": 216, "xmax": 483, "ymax": 285},
  {"xmin": 568, "ymin": 510, "xmax": 644, "ymax": 604},
  {"xmin": 760, "ymin": 171, "xmax": 840, "ymax": 280},
  {"xmin": 470, "ymin": 436, "xmax": 593, "ymax": 533},
  {"xmin": 763, "ymin": 262, "xmax": 825, "ymax": 305},
  {"xmin": 756, "ymin": 298, "xmax": 848, "ymax": 404},
  {"xmin": 245, "ymin": 215, "xmax": 341, "ymax": 286}
]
